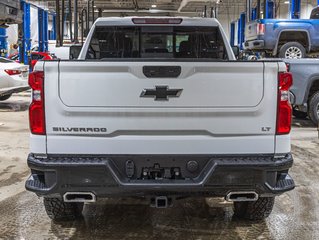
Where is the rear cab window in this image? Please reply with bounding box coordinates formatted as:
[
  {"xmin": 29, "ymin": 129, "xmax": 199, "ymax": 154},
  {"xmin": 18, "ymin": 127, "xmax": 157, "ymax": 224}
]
[{"xmin": 86, "ymin": 26, "xmax": 229, "ymax": 60}]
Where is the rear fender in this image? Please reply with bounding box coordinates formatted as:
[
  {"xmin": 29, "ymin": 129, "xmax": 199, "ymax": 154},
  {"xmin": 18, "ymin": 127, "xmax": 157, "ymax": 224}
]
[{"xmin": 274, "ymin": 29, "xmax": 311, "ymax": 56}]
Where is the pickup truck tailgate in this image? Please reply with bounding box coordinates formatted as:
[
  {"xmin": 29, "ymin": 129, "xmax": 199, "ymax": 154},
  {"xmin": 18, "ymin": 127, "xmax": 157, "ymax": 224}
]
[
  {"xmin": 44, "ymin": 61, "xmax": 279, "ymax": 155},
  {"xmin": 59, "ymin": 62, "xmax": 263, "ymax": 108},
  {"xmin": 245, "ymin": 20, "xmax": 259, "ymax": 41}
]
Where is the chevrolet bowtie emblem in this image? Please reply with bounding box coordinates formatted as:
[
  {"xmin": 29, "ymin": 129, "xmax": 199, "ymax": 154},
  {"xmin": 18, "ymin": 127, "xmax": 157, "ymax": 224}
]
[{"xmin": 140, "ymin": 86, "xmax": 183, "ymax": 101}]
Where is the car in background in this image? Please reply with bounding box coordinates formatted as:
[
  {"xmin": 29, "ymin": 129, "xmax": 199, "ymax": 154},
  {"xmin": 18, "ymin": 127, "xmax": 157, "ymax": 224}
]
[
  {"xmin": 245, "ymin": 7, "xmax": 319, "ymax": 59},
  {"xmin": 0, "ymin": 57, "xmax": 29, "ymax": 101},
  {"xmin": 285, "ymin": 59, "xmax": 319, "ymax": 126},
  {"xmin": 9, "ymin": 52, "xmax": 57, "ymax": 70}
]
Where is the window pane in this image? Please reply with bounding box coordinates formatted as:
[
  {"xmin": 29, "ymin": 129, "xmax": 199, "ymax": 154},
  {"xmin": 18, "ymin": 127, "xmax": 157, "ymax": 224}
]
[{"xmin": 87, "ymin": 26, "xmax": 228, "ymax": 60}]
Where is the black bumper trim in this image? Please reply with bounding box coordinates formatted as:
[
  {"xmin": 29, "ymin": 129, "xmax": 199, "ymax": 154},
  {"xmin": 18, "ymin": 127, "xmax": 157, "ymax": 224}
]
[{"xmin": 26, "ymin": 153, "xmax": 294, "ymax": 197}]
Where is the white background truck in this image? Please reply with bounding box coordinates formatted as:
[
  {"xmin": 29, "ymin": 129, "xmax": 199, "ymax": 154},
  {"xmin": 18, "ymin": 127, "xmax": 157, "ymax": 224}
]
[{"xmin": 26, "ymin": 17, "xmax": 295, "ymax": 221}]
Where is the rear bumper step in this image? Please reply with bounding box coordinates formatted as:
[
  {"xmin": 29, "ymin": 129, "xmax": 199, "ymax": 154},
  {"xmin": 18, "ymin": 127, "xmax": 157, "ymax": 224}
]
[{"xmin": 25, "ymin": 153, "xmax": 294, "ymax": 198}]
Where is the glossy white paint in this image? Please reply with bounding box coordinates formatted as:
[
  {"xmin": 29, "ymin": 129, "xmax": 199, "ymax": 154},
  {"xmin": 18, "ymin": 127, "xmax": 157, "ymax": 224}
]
[{"xmin": 30, "ymin": 18, "xmax": 291, "ymax": 156}]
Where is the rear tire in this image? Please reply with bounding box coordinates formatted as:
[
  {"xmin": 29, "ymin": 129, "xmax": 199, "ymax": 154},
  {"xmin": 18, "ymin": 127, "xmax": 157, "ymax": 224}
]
[
  {"xmin": 293, "ymin": 109, "xmax": 308, "ymax": 119},
  {"xmin": 233, "ymin": 197, "xmax": 275, "ymax": 220},
  {"xmin": 279, "ymin": 42, "xmax": 306, "ymax": 59},
  {"xmin": 308, "ymin": 91, "xmax": 319, "ymax": 126},
  {"xmin": 43, "ymin": 197, "xmax": 84, "ymax": 221},
  {"xmin": 0, "ymin": 94, "xmax": 12, "ymax": 101}
]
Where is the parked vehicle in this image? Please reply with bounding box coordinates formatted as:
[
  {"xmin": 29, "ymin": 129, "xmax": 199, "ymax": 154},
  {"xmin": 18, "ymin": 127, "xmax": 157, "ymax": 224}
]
[
  {"xmin": 0, "ymin": 57, "xmax": 29, "ymax": 100},
  {"xmin": 26, "ymin": 17, "xmax": 295, "ymax": 222},
  {"xmin": 285, "ymin": 59, "xmax": 319, "ymax": 125},
  {"xmin": 9, "ymin": 52, "xmax": 57, "ymax": 70},
  {"xmin": 245, "ymin": 7, "xmax": 319, "ymax": 59}
]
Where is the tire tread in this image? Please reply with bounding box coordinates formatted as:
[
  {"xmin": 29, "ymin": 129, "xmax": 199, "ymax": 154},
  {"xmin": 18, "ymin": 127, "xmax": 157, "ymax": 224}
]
[{"xmin": 234, "ymin": 197, "xmax": 275, "ymax": 221}]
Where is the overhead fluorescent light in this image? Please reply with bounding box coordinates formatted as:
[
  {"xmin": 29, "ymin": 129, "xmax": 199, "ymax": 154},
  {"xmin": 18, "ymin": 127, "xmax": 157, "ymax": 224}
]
[
  {"xmin": 151, "ymin": 4, "xmax": 157, "ymax": 8},
  {"xmin": 284, "ymin": 1, "xmax": 290, "ymax": 4}
]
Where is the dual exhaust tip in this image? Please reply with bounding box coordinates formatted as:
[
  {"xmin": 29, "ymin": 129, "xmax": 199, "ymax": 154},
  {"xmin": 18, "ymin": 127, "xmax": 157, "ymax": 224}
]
[{"xmin": 62, "ymin": 191, "xmax": 258, "ymax": 205}]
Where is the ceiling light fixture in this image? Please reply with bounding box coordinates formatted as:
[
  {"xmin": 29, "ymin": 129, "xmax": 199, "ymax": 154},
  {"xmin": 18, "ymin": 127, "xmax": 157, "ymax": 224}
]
[{"xmin": 151, "ymin": 4, "xmax": 157, "ymax": 8}]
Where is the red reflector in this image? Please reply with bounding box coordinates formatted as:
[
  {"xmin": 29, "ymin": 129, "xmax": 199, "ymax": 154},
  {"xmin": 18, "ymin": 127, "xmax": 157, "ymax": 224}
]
[
  {"xmin": 276, "ymin": 72, "xmax": 293, "ymax": 135},
  {"xmin": 29, "ymin": 71, "xmax": 45, "ymax": 135},
  {"xmin": 5, "ymin": 69, "xmax": 21, "ymax": 75},
  {"xmin": 29, "ymin": 102, "xmax": 45, "ymax": 135},
  {"xmin": 132, "ymin": 18, "xmax": 183, "ymax": 24}
]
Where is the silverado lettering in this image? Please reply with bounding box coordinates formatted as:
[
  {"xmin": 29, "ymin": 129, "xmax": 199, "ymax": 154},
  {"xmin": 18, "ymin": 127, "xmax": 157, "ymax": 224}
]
[{"xmin": 53, "ymin": 127, "xmax": 107, "ymax": 133}]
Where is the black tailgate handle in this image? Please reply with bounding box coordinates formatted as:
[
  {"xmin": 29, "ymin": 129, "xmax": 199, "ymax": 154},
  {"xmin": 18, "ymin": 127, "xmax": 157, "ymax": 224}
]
[{"xmin": 143, "ymin": 66, "xmax": 181, "ymax": 78}]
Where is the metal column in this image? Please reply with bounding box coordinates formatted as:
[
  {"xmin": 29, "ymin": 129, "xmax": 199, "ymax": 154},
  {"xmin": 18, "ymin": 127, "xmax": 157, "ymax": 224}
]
[
  {"xmin": 92, "ymin": 0, "xmax": 95, "ymax": 23},
  {"xmin": 87, "ymin": 0, "xmax": 90, "ymax": 28},
  {"xmin": 68, "ymin": 0, "xmax": 73, "ymax": 41},
  {"xmin": 264, "ymin": 0, "xmax": 274, "ymax": 19},
  {"xmin": 252, "ymin": 7, "xmax": 257, "ymax": 20},
  {"xmin": 290, "ymin": 0, "xmax": 301, "ymax": 19},
  {"xmin": 74, "ymin": 0, "xmax": 78, "ymax": 43},
  {"xmin": 0, "ymin": 28, "xmax": 7, "ymax": 57},
  {"xmin": 61, "ymin": 0, "xmax": 65, "ymax": 44},
  {"xmin": 246, "ymin": 0, "xmax": 252, "ymax": 22},
  {"xmin": 256, "ymin": 0, "xmax": 261, "ymax": 19},
  {"xmin": 43, "ymin": 11, "xmax": 49, "ymax": 51},
  {"xmin": 230, "ymin": 22, "xmax": 235, "ymax": 47},
  {"xmin": 20, "ymin": 1, "xmax": 31, "ymax": 65},
  {"xmin": 238, "ymin": 13, "xmax": 246, "ymax": 49},
  {"xmin": 38, "ymin": 9, "xmax": 44, "ymax": 52},
  {"xmin": 50, "ymin": 14, "xmax": 57, "ymax": 40},
  {"xmin": 56, "ymin": 0, "xmax": 61, "ymax": 46},
  {"xmin": 38, "ymin": 9, "xmax": 49, "ymax": 52}
]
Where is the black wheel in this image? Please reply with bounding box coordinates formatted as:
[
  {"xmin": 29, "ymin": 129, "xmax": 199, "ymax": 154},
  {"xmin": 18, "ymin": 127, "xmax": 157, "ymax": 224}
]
[
  {"xmin": 279, "ymin": 42, "xmax": 306, "ymax": 59},
  {"xmin": 43, "ymin": 197, "xmax": 84, "ymax": 221},
  {"xmin": 293, "ymin": 109, "xmax": 308, "ymax": 119},
  {"xmin": 233, "ymin": 197, "xmax": 275, "ymax": 220},
  {"xmin": 308, "ymin": 91, "xmax": 319, "ymax": 126},
  {"xmin": 0, "ymin": 94, "xmax": 12, "ymax": 101}
]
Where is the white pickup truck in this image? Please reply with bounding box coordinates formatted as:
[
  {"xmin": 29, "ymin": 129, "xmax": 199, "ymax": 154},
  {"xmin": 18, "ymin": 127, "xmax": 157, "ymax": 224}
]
[{"xmin": 26, "ymin": 17, "xmax": 295, "ymax": 221}]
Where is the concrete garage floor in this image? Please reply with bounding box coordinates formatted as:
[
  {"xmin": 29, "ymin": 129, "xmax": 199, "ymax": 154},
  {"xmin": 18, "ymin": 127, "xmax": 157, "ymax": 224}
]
[{"xmin": 0, "ymin": 94, "xmax": 318, "ymax": 240}]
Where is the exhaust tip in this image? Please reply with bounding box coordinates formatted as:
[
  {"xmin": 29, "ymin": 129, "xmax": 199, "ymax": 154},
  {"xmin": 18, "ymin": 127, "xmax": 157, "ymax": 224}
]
[
  {"xmin": 226, "ymin": 191, "xmax": 258, "ymax": 202},
  {"xmin": 63, "ymin": 192, "xmax": 96, "ymax": 203}
]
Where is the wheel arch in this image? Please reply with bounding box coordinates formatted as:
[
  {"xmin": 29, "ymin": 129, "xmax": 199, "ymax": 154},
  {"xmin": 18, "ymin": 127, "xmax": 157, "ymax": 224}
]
[
  {"xmin": 305, "ymin": 78, "xmax": 319, "ymax": 103},
  {"xmin": 273, "ymin": 30, "xmax": 311, "ymax": 56}
]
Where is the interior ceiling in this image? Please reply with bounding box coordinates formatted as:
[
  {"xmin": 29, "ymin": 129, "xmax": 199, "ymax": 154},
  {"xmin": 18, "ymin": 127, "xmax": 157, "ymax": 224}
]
[
  {"xmin": 28, "ymin": 0, "xmax": 250, "ymax": 16},
  {"xmin": 27, "ymin": 0, "xmax": 313, "ymax": 17}
]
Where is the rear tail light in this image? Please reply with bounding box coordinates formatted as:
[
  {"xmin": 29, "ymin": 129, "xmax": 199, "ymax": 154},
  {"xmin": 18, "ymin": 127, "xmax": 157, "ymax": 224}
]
[
  {"xmin": 276, "ymin": 72, "xmax": 293, "ymax": 135},
  {"xmin": 29, "ymin": 71, "xmax": 45, "ymax": 135},
  {"xmin": 5, "ymin": 69, "xmax": 22, "ymax": 75},
  {"xmin": 257, "ymin": 23, "xmax": 265, "ymax": 35},
  {"xmin": 132, "ymin": 18, "xmax": 183, "ymax": 24}
]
